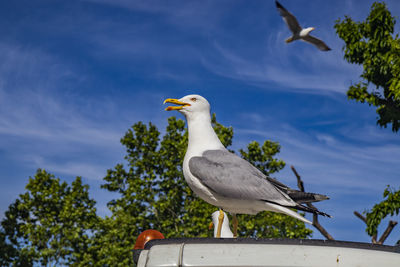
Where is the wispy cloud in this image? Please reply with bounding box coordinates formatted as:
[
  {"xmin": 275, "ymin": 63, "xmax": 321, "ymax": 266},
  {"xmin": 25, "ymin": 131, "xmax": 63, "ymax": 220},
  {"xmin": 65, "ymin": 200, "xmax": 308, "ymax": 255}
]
[
  {"xmin": 79, "ymin": 0, "xmax": 362, "ymax": 96},
  {"xmin": 233, "ymin": 111, "xmax": 400, "ymax": 194},
  {"xmin": 30, "ymin": 156, "xmax": 111, "ymax": 181},
  {"xmin": 201, "ymin": 37, "xmax": 362, "ymax": 95},
  {"xmin": 0, "ymin": 42, "xmax": 134, "ymax": 181},
  {"xmin": 84, "ymin": 0, "xmax": 226, "ymax": 26}
]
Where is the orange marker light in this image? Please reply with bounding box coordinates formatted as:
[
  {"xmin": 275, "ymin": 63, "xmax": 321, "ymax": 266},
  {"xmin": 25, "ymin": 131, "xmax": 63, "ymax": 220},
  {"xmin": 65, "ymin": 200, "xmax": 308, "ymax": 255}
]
[{"xmin": 133, "ymin": 229, "xmax": 165, "ymax": 250}]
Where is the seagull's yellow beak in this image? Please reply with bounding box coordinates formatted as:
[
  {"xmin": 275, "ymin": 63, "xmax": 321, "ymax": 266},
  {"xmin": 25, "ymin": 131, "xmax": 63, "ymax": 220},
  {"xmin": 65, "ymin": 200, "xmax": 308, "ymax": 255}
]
[{"xmin": 163, "ymin": 98, "xmax": 191, "ymax": 111}]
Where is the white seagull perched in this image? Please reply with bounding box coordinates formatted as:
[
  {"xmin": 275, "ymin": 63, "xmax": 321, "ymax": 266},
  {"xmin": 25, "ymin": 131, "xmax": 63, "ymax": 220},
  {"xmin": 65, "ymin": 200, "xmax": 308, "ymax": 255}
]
[
  {"xmin": 210, "ymin": 210, "xmax": 234, "ymax": 238},
  {"xmin": 275, "ymin": 1, "xmax": 331, "ymax": 51},
  {"xmin": 164, "ymin": 94, "xmax": 330, "ymax": 237}
]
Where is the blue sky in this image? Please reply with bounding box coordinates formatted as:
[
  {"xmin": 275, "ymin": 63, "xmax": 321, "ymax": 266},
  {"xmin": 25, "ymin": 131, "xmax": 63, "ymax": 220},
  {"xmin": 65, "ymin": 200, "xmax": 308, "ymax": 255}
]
[{"xmin": 1, "ymin": 0, "xmax": 399, "ymax": 244}]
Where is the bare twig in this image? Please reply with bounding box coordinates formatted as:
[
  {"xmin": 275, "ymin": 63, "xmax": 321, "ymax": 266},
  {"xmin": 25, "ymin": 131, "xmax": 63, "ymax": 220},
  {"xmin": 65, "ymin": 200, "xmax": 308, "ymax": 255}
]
[
  {"xmin": 378, "ymin": 221, "xmax": 398, "ymax": 244},
  {"xmin": 291, "ymin": 166, "xmax": 304, "ymax": 192},
  {"xmin": 290, "ymin": 165, "xmax": 334, "ymax": 240},
  {"xmin": 312, "ymin": 213, "xmax": 335, "ymax": 240},
  {"xmin": 353, "ymin": 211, "xmax": 377, "ymax": 243},
  {"xmin": 353, "ymin": 211, "xmax": 367, "ymax": 224}
]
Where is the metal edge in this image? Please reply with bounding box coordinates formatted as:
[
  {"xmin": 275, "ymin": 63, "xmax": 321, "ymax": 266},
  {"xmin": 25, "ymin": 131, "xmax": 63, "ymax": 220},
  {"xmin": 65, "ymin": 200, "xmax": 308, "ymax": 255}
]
[
  {"xmin": 132, "ymin": 249, "xmax": 143, "ymax": 264},
  {"xmin": 143, "ymin": 238, "xmax": 400, "ymax": 253}
]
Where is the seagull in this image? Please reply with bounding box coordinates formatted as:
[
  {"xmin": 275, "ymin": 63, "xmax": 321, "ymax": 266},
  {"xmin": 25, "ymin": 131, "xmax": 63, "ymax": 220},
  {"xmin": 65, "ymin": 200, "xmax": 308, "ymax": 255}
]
[
  {"xmin": 164, "ymin": 94, "xmax": 330, "ymax": 237},
  {"xmin": 275, "ymin": 1, "xmax": 331, "ymax": 51},
  {"xmin": 209, "ymin": 210, "xmax": 234, "ymax": 238}
]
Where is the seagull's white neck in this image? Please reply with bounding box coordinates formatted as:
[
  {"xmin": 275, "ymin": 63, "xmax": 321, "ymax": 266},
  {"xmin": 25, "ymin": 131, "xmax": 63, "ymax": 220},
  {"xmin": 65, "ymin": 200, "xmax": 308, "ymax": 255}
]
[
  {"xmin": 300, "ymin": 27, "xmax": 314, "ymax": 37},
  {"xmin": 185, "ymin": 112, "xmax": 224, "ymax": 156}
]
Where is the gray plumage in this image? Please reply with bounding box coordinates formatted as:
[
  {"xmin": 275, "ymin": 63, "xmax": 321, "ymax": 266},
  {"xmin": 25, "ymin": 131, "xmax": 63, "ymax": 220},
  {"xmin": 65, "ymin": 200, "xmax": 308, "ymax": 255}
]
[
  {"xmin": 189, "ymin": 149, "xmax": 330, "ymax": 217},
  {"xmin": 276, "ymin": 0, "xmax": 301, "ymax": 34}
]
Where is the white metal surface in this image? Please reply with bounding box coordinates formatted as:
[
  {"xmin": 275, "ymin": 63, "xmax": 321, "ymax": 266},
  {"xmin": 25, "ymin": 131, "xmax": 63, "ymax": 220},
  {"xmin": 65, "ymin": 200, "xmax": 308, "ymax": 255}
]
[
  {"xmin": 141, "ymin": 243, "xmax": 400, "ymax": 267},
  {"xmin": 136, "ymin": 250, "xmax": 148, "ymax": 267},
  {"xmin": 145, "ymin": 244, "xmax": 183, "ymax": 267}
]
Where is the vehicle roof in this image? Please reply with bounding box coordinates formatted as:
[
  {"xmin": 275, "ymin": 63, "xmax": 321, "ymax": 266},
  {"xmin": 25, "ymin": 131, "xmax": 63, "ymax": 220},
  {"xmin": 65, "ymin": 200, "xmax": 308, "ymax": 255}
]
[
  {"xmin": 134, "ymin": 238, "xmax": 400, "ymax": 267},
  {"xmin": 144, "ymin": 237, "xmax": 400, "ymax": 253}
]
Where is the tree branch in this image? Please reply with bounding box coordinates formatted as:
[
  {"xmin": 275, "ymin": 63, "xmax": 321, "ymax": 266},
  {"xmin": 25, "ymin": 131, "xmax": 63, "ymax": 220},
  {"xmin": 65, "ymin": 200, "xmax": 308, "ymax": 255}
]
[
  {"xmin": 290, "ymin": 166, "xmax": 334, "ymax": 240},
  {"xmin": 312, "ymin": 212, "xmax": 335, "ymax": 240},
  {"xmin": 291, "ymin": 166, "xmax": 304, "ymax": 192},
  {"xmin": 378, "ymin": 220, "xmax": 398, "ymax": 244},
  {"xmin": 354, "ymin": 211, "xmax": 377, "ymax": 243},
  {"xmin": 353, "ymin": 211, "xmax": 367, "ymax": 224}
]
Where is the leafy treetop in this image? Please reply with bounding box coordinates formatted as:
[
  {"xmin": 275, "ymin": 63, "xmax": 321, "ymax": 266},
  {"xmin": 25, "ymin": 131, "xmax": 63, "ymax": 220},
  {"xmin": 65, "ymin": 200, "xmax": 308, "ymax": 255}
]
[
  {"xmin": 366, "ymin": 186, "xmax": 400, "ymax": 237},
  {"xmin": 0, "ymin": 116, "xmax": 312, "ymax": 266},
  {"xmin": 335, "ymin": 1, "xmax": 400, "ymax": 132},
  {"xmin": 0, "ymin": 169, "xmax": 99, "ymax": 266}
]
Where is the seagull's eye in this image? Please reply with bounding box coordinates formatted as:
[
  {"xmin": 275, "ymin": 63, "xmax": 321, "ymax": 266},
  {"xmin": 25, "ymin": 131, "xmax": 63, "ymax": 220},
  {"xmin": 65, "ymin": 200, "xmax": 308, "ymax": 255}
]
[{"xmin": 190, "ymin": 97, "xmax": 197, "ymax": 102}]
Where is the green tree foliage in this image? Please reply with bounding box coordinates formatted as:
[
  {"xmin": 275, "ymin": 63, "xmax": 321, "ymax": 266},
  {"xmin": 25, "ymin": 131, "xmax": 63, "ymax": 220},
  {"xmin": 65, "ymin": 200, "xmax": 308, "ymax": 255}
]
[
  {"xmin": 335, "ymin": 2, "xmax": 400, "ymax": 132},
  {"xmin": 0, "ymin": 202, "xmax": 33, "ymax": 267},
  {"xmin": 240, "ymin": 140, "xmax": 286, "ymax": 176},
  {"xmin": 335, "ymin": 1, "xmax": 399, "ymax": 245},
  {"xmin": 97, "ymin": 115, "xmax": 312, "ymax": 265},
  {"xmin": 1, "ymin": 116, "xmax": 313, "ymax": 265},
  {"xmin": 365, "ymin": 186, "xmax": 400, "ymax": 237},
  {"xmin": 0, "ymin": 169, "xmax": 99, "ymax": 266}
]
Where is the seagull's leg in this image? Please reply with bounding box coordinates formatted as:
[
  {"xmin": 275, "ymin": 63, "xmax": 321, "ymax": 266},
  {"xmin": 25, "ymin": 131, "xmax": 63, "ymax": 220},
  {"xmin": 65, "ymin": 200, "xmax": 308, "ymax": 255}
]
[
  {"xmin": 216, "ymin": 209, "xmax": 224, "ymax": 238},
  {"xmin": 232, "ymin": 213, "xmax": 238, "ymax": 238}
]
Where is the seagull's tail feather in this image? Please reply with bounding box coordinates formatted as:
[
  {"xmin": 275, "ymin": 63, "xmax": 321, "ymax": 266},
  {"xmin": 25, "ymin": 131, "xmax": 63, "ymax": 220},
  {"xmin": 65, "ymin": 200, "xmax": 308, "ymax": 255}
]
[
  {"xmin": 265, "ymin": 202, "xmax": 312, "ymax": 224},
  {"xmin": 285, "ymin": 36, "xmax": 294, "ymax": 43},
  {"xmin": 288, "ymin": 191, "xmax": 329, "ymax": 204},
  {"xmin": 264, "ymin": 198, "xmax": 331, "ymax": 222},
  {"xmin": 265, "ymin": 176, "xmax": 329, "ymax": 204},
  {"xmin": 293, "ymin": 203, "xmax": 332, "ymax": 218}
]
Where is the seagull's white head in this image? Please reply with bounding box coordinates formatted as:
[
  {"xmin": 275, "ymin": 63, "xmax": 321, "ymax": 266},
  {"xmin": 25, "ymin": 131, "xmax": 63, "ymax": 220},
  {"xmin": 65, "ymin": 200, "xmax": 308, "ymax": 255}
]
[
  {"xmin": 164, "ymin": 94, "xmax": 210, "ymax": 119},
  {"xmin": 164, "ymin": 94, "xmax": 223, "ymax": 150}
]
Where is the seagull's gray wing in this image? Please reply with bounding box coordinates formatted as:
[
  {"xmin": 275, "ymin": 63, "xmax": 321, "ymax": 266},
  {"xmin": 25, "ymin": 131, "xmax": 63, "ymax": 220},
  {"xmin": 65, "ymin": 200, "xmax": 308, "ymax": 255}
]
[
  {"xmin": 275, "ymin": 1, "xmax": 302, "ymax": 34},
  {"xmin": 302, "ymin": 35, "xmax": 331, "ymax": 51},
  {"xmin": 188, "ymin": 149, "xmax": 296, "ymax": 207}
]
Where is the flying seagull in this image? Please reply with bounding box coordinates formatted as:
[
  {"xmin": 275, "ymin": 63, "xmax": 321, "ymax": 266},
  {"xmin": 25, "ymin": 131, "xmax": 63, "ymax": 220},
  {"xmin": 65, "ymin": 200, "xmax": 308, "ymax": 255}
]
[
  {"xmin": 275, "ymin": 1, "xmax": 331, "ymax": 51},
  {"xmin": 209, "ymin": 210, "xmax": 234, "ymax": 238},
  {"xmin": 164, "ymin": 95, "xmax": 330, "ymax": 237}
]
